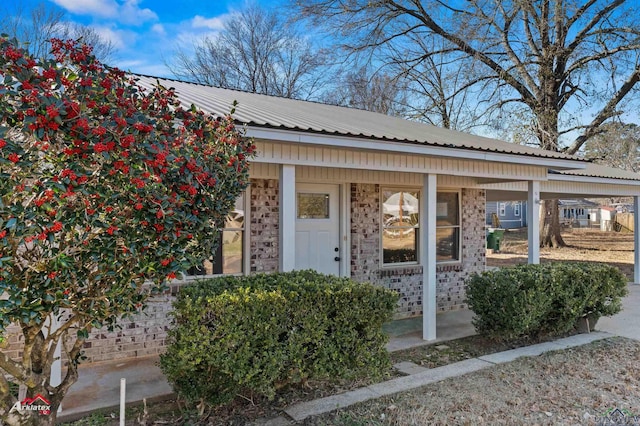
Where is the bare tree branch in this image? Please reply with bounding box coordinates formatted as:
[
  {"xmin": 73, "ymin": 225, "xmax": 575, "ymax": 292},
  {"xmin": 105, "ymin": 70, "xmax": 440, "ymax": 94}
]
[{"xmin": 169, "ymin": 5, "xmax": 329, "ymax": 100}]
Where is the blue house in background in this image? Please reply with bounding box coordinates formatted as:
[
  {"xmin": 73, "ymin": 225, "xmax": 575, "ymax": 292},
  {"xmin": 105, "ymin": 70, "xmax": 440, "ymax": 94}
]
[
  {"xmin": 486, "ymin": 201, "xmax": 527, "ymax": 229},
  {"xmin": 486, "ymin": 199, "xmax": 604, "ymax": 230}
]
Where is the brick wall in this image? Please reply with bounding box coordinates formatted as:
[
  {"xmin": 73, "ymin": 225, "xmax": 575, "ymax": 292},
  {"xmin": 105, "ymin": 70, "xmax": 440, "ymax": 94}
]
[
  {"xmin": 250, "ymin": 179, "xmax": 279, "ymax": 273},
  {"xmin": 350, "ymin": 183, "xmax": 381, "ymax": 284},
  {"xmin": 2, "ymin": 296, "xmax": 173, "ymax": 364},
  {"xmin": 3, "ymin": 182, "xmax": 486, "ymax": 364},
  {"xmin": 350, "ymin": 184, "xmax": 486, "ymax": 319},
  {"xmin": 82, "ymin": 295, "xmax": 173, "ymax": 363}
]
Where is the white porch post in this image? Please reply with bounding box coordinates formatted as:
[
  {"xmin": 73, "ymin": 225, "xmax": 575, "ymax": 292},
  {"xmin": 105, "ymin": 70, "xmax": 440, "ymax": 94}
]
[
  {"xmin": 279, "ymin": 165, "xmax": 296, "ymax": 272},
  {"xmin": 634, "ymin": 196, "xmax": 640, "ymax": 283},
  {"xmin": 527, "ymin": 181, "xmax": 540, "ymax": 264},
  {"xmin": 421, "ymin": 174, "xmax": 437, "ymax": 341}
]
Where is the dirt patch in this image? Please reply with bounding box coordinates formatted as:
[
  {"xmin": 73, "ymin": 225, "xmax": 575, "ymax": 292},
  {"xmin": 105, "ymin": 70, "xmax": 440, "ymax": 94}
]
[
  {"xmin": 305, "ymin": 338, "xmax": 640, "ymax": 425},
  {"xmin": 487, "ymin": 229, "xmax": 635, "ymax": 279}
]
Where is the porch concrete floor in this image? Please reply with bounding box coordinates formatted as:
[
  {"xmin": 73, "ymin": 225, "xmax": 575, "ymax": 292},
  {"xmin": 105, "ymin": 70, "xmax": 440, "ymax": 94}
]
[
  {"xmin": 59, "ymin": 309, "xmax": 477, "ymax": 421},
  {"xmin": 386, "ymin": 309, "xmax": 476, "ymax": 352}
]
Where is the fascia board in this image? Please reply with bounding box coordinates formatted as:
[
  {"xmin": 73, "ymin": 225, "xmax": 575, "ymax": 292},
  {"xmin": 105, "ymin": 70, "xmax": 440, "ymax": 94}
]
[
  {"xmin": 549, "ymin": 173, "xmax": 640, "ymax": 186},
  {"xmin": 245, "ymin": 127, "xmax": 586, "ymax": 171}
]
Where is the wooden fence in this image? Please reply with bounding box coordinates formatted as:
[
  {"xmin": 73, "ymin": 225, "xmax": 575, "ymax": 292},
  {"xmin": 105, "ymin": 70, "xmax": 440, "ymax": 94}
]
[{"xmin": 615, "ymin": 213, "xmax": 634, "ymax": 233}]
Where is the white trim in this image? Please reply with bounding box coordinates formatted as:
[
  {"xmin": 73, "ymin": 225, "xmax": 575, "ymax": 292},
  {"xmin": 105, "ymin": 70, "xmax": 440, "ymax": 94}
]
[
  {"xmin": 436, "ymin": 189, "xmax": 462, "ymax": 265},
  {"xmin": 341, "ymin": 183, "xmax": 350, "ymax": 278},
  {"xmin": 635, "ymin": 196, "xmax": 640, "ymax": 284},
  {"xmin": 243, "ymin": 185, "xmax": 251, "ymax": 275},
  {"xmin": 527, "ymin": 181, "xmax": 540, "ymax": 264},
  {"xmin": 421, "ymin": 174, "xmax": 437, "ymax": 341},
  {"xmin": 380, "ymin": 187, "xmax": 420, "ymax": 267},
  {"xmin": 279, "ymin": 165, "xmax": 296, "ymax": 271},
  {"xmin": 246, "ymin": 127, "xmax": 585, "ymax": 170},
  {"xmin": 499, "ymin": 202, "xmax": 506, "ymax": 217},
  {"xmin": 549, "ymin": 173, "xmax": 640, "ymax": 186}
]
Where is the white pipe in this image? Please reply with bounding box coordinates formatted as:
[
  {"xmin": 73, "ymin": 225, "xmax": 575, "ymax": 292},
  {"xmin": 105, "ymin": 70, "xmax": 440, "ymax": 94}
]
[{"xmin": 120, "ymin": 378, "xmax": 126, "ymax": 426}]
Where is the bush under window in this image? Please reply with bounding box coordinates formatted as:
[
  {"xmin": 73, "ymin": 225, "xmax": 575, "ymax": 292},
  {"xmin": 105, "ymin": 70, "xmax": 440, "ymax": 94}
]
[{"xmin": 160, "ymin": 270, "xmax": 398, "ymax": 408}]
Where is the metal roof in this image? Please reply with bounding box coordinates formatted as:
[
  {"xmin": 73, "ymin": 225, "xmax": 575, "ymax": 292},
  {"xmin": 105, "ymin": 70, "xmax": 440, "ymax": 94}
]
[
  {"xmin": 557, "ymin": 198, "xmax": 600, "ymax": 207},
  {"xmin": 134, "ymin": 74, "xmax": 583, "ymax": 162},
  {"xmin": 554, "ymin": 163, "xmax": 640, "ymax": 181}
]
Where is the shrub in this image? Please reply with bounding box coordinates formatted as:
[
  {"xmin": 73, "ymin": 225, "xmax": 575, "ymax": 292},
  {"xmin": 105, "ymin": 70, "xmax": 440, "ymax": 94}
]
[
  {"xmin": 466, "ymin": 262, "xmax": 628, "ymax": 341},
  {"xmin": 160, "ymin": 270, "xmax": 398, "ymax": 408}
]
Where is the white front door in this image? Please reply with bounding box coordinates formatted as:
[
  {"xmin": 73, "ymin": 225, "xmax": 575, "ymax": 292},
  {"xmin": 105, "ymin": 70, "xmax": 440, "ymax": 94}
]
[{"xmin": 295, "ymin": 183, "xmax": 341, "ymax": 276}]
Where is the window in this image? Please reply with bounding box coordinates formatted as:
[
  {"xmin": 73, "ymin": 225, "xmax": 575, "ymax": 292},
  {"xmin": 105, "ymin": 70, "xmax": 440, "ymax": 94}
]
[
  {"xmin": 381, "ymin": 189, "xmax": 461, "ymax": 265},
  {"xmin": 513, "ymin": 202, "xmax": 521, "ymax": 217},
  {"xmin": 499, "ymin": 202, "xmax": 506, "ymax": 216},
  {"xmin": 436, "ymin": 192, "xmax": 460, "ymax": 262},
  {"xmin": 188, "ymin": 193, "xmax": 245, "ymax": 276},
  {"xmin": 382, "ymin": 190, "xmax": 419, "ymax": 264},
  {"xmin": 297, "ymin": 193, "xmax": 330, "ymax": 218}
]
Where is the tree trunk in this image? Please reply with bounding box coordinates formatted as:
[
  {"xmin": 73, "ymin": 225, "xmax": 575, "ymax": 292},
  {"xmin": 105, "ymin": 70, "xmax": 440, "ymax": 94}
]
[
  {"xmin": 0, "ymin": 326, "xmax": 75, "ymax": 426},
  {"xmin": 539, "ymin": 199, "xmax": 566, "ymax": 248}
]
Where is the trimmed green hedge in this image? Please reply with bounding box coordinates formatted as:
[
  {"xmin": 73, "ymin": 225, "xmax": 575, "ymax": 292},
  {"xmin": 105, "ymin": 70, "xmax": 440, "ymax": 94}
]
[
  {"xmin": 466, "ymin": 262, "xmax": 628, "ymax": 341},
  {"xmin": 160, "ymin": 270, "xmax": 398, "ymax": 407}
]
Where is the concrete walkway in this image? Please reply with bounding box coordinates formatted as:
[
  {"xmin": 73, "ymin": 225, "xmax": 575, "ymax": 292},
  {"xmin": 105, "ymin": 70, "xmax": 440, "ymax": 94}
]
[
  {"xmin": 281, "ymin": 332, "xmax": 613, "ymax": 424},
  {"xmin": 58, "ymin": 284, "xmax": 639, "ymax": 423},
  {"xmin": 597, "ymin": 283, "xmax": 640, "ymax": 340}
]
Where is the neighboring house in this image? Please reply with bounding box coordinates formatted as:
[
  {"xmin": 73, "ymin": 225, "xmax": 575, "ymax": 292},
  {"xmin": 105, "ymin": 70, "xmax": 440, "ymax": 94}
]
[
  {"xmin": 558, "ymin": 199, "xmax": 600, "ymax": 228},
  {"xmin": 486, "ymin": 201, "xmax": 526, "ymax": 229},
  {"xmin": 8, "ymin": 76, "xmax": 640, "ymax": 364},
  {"xmin": 485, "ymin": 199, "xmax": 612, "ymax": 230}
]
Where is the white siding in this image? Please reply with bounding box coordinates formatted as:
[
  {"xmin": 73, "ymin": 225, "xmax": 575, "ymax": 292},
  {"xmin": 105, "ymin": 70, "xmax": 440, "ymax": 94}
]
[
  {"xmin": 250, "ymin": 164, "xmax": 481, "ymax": 187},
  {"xmin": 253, "ymin": 140, "xmax": 547, "ymax": 181}
]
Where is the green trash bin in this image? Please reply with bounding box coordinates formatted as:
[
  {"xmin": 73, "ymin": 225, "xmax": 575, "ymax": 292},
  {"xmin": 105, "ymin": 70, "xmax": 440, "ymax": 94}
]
[
  {"xmin": 487, "ymin": 228, "xmax": 505, "ymax": 251},
  {"xmin": 487, "ymin": 230, "xmax": 497, "ymax": 249},
  {"xmin": 493, "ymin": 228, "xmax": 505, "ymax": 251}
]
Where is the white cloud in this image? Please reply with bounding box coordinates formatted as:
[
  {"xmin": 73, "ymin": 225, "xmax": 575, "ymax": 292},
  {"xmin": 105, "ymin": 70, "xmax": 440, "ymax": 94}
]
[
  {"xmin": 151, "ymin": 23, "xmax": 165, "ymax": 36},
  {"xmin": 90, "ymin": 25, "xmax": 132, "ymax": 50},
  {"xmin": 119, "ymin": 0, "xmax": 158, "ymax": 25},
  {"xmin": 191, "ymin": 15, "xmax": 226, "ymax": 30},
  {"xmin": 51, "ymin": 0, "xmax": 158, "ymax": 25},
  {"xmin": 51, "ymin": 0, "xmax": 119, "ymax": 18}
]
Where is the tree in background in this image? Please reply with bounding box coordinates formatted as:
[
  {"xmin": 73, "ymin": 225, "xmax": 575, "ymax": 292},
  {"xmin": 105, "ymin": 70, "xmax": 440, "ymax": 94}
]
[
  {"xmin": 170, "ymin": 5, "xmax": 329, "ymax": 100},
  {"xmin": 0, "ymin": 1, "xmax": 116, "ymax": 62},
  {"xmin": 293, "ymin": 0, "xmax": 640, "ymax": 247},
  {"xmin": 585, "ymin": 123, "xmax": 640, "ymax": 172},
  {"xmin": 0, "ymin": 36, "xmax": 253, "ymax": 425},
  {"xmin": 323, "ymin": 66, "xmax": 408, "ymax": 115}
]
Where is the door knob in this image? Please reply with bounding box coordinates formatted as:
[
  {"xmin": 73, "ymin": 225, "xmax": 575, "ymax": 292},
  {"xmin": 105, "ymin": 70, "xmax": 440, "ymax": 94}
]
[{"xmin": 334, "ymin": 256, "xmax": 340, "ymax": 261}]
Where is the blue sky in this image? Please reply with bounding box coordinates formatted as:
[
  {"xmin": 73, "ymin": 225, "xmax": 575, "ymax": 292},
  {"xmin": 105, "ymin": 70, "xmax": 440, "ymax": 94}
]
[{"xmin": 15, "ymin": 0, "xmax": 285, "ymax": 77}]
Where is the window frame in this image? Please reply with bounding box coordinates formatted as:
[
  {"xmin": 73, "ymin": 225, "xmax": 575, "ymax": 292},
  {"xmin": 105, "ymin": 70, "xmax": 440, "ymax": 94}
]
[
  {"xmin": 184, "ymin": 190, "xmax": 248, "ymax": 278},
  {"xmin": 380, "ymin": 188, "xmax": 462, "ymax": 267},
  {"xmin": 381, "ymin": 188, "xmax": 420, "ymax": 266},
  {"xmin": 436, "ymin": 190, "xmax": 462, "ymax": 264},
  {"xmin": 499, "ymin": 202, "xmax": 506, "ymax": 217},
  {"xmin": 513, "ymin": 202, "xmax": 521, "ymax": 217}
]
